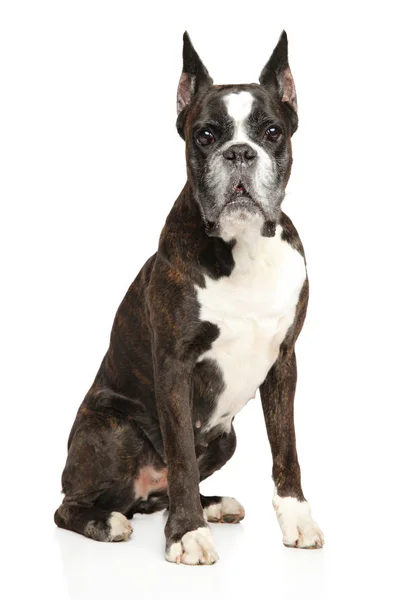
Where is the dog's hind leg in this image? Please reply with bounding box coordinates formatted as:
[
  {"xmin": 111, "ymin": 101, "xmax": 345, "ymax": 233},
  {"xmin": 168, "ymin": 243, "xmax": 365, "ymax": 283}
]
[
  {"xmin": 200, "ymin": 494, "xmax": 245, "ymax": 524},
  {"xmin": 54, "ymin": 503, "xmax": 132, "ymax": 542},
  {"xmin": 54, "ymin": 409, "xmax": 140, "ymax": 542},
  {"xmin": 197, "ymin": 426, "xmax": 244, "ymax": 523}
]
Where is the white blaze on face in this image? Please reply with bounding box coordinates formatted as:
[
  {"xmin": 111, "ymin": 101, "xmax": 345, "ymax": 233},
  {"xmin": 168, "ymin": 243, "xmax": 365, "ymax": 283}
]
[
  {"xmin": 223, "ymin": 91, "xmax": 275, "ymax": 194},
  {"xmin": 224, "ymin": 91, "xmax": 255, "ymax": 140}
]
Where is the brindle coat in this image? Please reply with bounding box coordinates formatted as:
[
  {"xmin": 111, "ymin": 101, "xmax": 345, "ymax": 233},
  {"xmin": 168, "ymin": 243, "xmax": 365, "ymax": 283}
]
[{"xmin": 55, "ymin": 31, "xmax": 312, "ymax": 555}]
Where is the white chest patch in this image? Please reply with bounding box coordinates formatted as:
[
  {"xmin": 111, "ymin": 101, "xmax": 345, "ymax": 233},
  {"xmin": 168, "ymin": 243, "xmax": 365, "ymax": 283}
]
[{"xmin": 195, "ymin": 223, "xmax": 306, "ymax": 433}]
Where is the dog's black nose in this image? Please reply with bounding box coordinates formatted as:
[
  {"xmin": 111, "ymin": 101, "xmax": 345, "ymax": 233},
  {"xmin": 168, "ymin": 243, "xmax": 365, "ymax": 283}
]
[{"xmin": 223, "ymin": 144, "xmax": 257, "ymax": 162}]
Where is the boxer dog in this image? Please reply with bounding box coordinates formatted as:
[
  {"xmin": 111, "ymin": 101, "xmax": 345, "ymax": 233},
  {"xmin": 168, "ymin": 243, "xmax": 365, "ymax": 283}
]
[{"xmin": 55, "ymin": 31, "xmax": 324, "ymax": 565}]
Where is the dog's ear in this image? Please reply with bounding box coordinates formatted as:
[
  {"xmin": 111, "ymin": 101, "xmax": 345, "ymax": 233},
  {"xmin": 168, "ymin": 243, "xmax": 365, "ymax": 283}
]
[
  {"xmin": 177, "ymin": 32, "xmax": 213, "ymax": 115},
  {"xmin": 259, "ymin": 31, "xmax": 297, "ymax": 114}
]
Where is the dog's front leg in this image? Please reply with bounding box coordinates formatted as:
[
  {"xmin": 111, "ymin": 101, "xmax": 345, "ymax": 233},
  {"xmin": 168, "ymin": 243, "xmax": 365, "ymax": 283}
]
[
  {"xmin": 153, "ymin": 352, "xmax": 218, "ymax": 565},
  {"xmin": 260, "ymin": 349, "xmax": 324, "ymax": 549}
]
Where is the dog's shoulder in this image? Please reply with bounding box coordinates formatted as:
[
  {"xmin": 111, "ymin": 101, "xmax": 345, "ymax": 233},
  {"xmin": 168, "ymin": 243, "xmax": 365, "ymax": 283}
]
[{"xmin": 279, "ymin": 211, "xmax": 306, "ymax": 261}]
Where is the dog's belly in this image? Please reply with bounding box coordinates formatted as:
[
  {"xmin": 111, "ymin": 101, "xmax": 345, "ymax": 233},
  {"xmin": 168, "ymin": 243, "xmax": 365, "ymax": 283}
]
[
  {"xmin": 195, "ymin": 225, "xmax": 306, "ymax": 433},
  {"xmin": 134, "ymin": 466, "xmax": 168, "ymax": 501}
]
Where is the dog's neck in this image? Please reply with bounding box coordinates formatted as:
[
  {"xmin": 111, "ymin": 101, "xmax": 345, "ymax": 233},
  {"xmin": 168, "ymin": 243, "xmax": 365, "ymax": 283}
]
[{"xmin": 160, "ymin": 183, "xmax": 282, "ymax": 281}]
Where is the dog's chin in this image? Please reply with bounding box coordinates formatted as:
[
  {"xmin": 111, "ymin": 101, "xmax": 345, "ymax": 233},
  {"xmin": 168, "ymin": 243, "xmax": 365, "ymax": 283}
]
[{"xmin": 205, "ymin": 196, "xmax": 276, "ymax": 241}]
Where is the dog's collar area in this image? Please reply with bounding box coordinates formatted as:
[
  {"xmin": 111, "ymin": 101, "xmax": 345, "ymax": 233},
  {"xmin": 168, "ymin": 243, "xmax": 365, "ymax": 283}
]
[
  {"xmin": 261, "ymin": 220, "xmax": 276, "ymax": 237},
  {"xmin": 204, "ymin": 217, "xmax": 277, "ymax": 239}
]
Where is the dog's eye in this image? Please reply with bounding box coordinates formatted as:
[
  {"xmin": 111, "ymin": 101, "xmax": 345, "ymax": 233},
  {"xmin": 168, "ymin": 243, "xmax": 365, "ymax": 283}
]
[
  {"xmin": 196, "ymin": 129, "xmax": 216, "ymax": 146},
  {"xmin": 264, "ymin": 126, "xmax": 282, "ymax": 142}
]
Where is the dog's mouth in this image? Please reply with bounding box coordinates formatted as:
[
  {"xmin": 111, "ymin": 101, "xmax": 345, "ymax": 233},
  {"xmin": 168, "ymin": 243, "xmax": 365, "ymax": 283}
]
[
  {"xmin": 204, "ymin": 179, "xmax": 278, "ymax": 239},
  {"xmin": 223, "ymin": 180, "xmax": 263, "ymax": 212},
  {"xmin": 231, "ymin": 180, "xmax": 251, "ymax": 198},
  {"xmin": 234, "ymin": 181, "xmax": 248, "ymax": 194},
  {"xmin": 204, "ymin": 180, "xmax": 266, "ymax": 237}
]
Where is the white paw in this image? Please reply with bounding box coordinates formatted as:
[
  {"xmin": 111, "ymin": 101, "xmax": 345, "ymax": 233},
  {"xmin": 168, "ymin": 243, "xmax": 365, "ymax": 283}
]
[
  {"xmin": 204, "ymin": 497, "xmax": 245, "ymax": 523},
  {"xmin": 273, "ymin": 490, "xmax": 324, "ymax": 549},
  {"xmin": 107, "ymin": 511, "xmax": 133, "ymax": 542},
  {"xmin": 166, "ymin": 527, "xmax": 219, "ymax": 565}
]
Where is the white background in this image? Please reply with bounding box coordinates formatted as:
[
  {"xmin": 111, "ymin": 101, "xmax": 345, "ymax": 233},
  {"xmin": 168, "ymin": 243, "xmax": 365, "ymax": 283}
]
[{"xmin": 1, "ymin": 1, "xmax": 394, "ymax": 598}]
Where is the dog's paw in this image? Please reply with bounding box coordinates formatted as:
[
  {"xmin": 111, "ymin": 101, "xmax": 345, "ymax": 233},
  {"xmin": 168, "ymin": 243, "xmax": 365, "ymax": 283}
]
[
  {"xmin": 204, "ymin": 497, "xmax": 245, "ymax": 523},
  {"xmin": 107, "ymin": 512, "xmax": 133, "ymax": 542},
  {"xmin": 165, "ymin": 527, "xmax": 219, "ymax": 565},
  {"xmin": 84, "ymin": 511, "xmax": 133, "ymax": 542},
  {"xmin": 273, "ymin": 491, "xmax": 324, "ymax": 549}
]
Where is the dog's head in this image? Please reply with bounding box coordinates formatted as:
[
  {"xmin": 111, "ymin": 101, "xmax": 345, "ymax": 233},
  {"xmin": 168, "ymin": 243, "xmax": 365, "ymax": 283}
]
[{"xmin": 177, "ymin": 31, "xmax": 298, "ymax": 240}]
